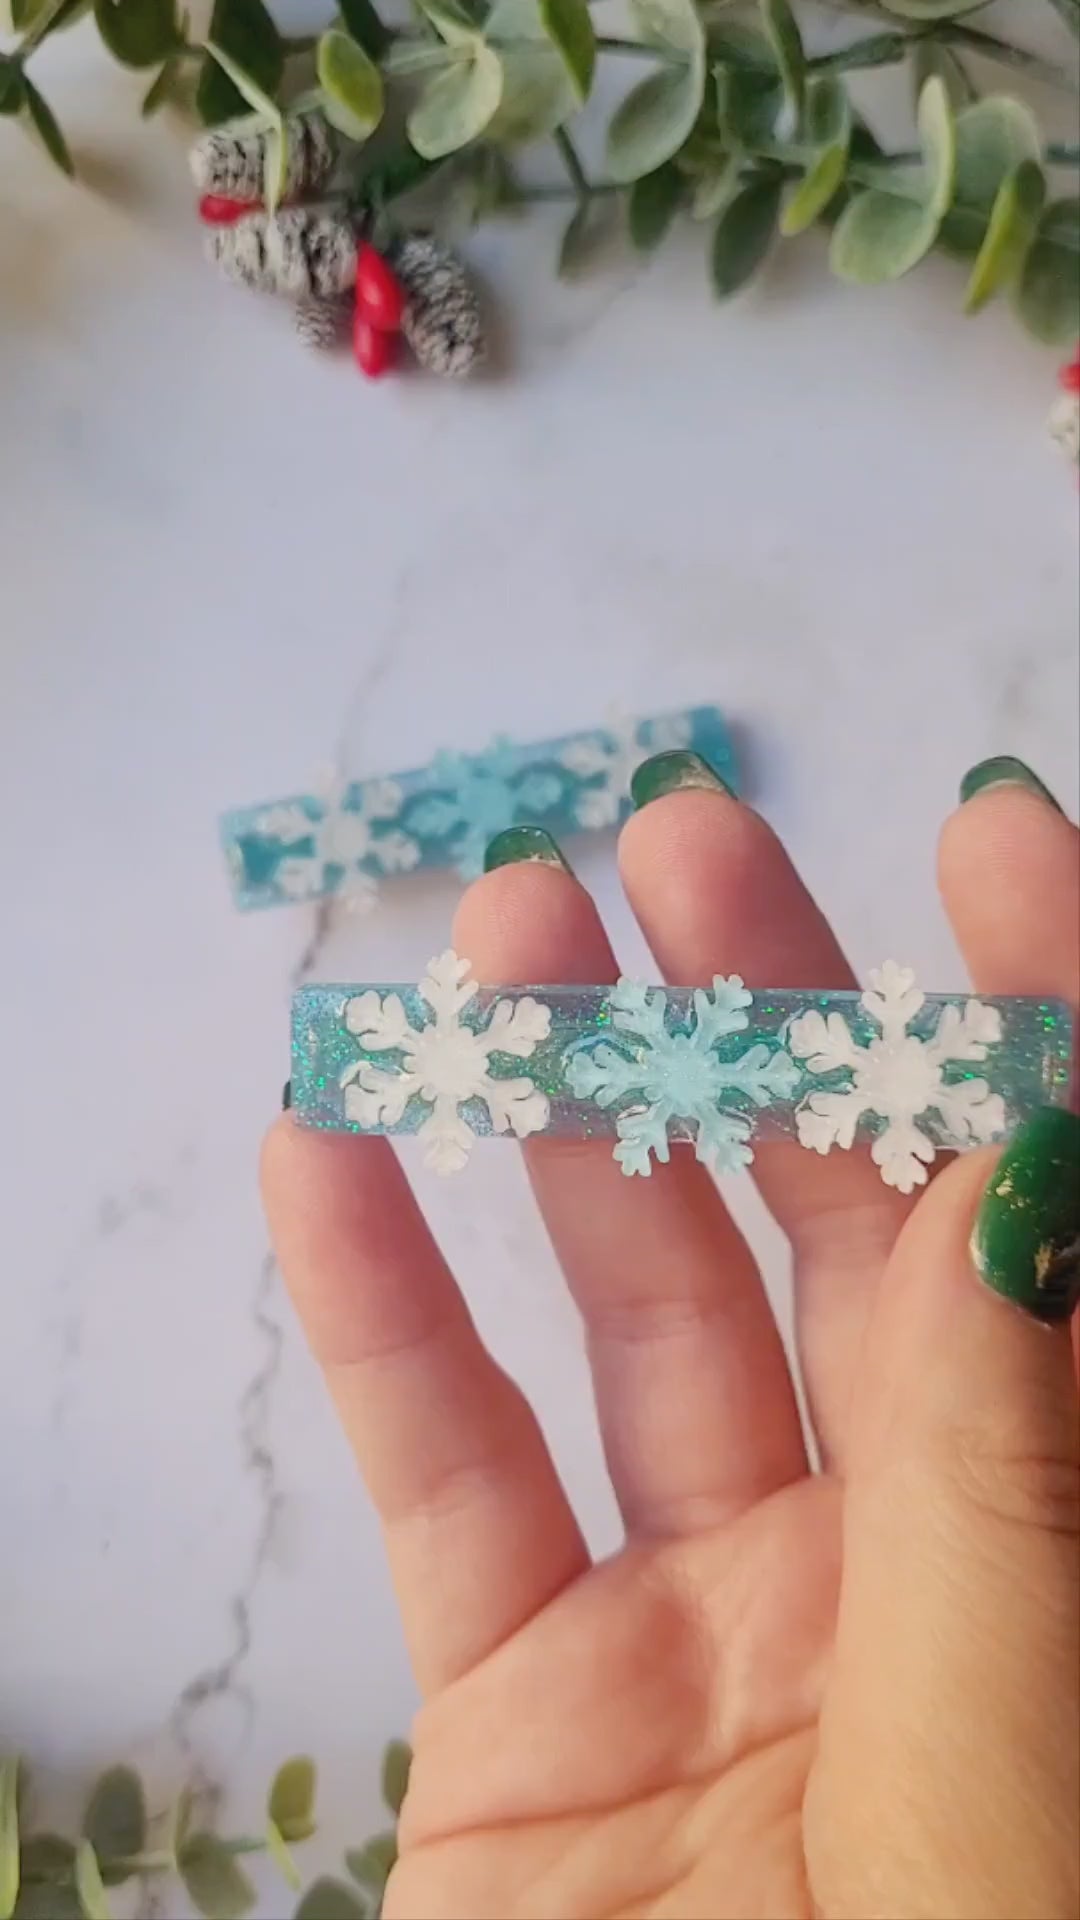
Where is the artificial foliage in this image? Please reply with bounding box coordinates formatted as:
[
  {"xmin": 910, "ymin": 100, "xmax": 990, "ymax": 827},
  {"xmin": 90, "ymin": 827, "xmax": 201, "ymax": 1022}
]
[
  {"xmin": 0, "ymin": 1744, "xmax": 410, "ymax": 1920},
  {"xmin": 1, "ymin": 0, "xmax": 1078, "ymax": 341}
]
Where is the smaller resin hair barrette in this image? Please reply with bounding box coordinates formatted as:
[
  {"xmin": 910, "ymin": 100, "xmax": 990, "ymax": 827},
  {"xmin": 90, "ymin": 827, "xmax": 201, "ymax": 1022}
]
[
  {"xmin": 290, "ymin": 954, "xmax": 1073, "ymax": 1192},
  {"xmin": 221, "ymin": 705, "xmax": 735, "ymax": 911}
]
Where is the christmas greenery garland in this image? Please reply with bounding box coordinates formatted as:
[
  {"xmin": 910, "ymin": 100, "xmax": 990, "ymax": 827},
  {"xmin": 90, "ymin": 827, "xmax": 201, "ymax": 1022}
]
[{"xmin": 2, "ymin": 0, "xmax": 1079, "ymax": 343}]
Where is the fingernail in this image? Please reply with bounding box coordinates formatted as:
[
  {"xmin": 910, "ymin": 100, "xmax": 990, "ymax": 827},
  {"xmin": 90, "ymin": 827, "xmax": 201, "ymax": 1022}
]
[
  {"xmin": 959, "ymin": 756, "xmax": 1061, "ymax": 811},
  {"xmin": 631, "ymin": 749, "xmax": 736, "ymax": 810},
  {"xmin": 971, "ymin": 1108, "xmax": 1080, "ymax": 1323},
  {"xmin": 484, "ymin": 825, "xmax": 574, "ymax": 875},
  {"xmin": 282, "ymin": 1079, "xmax": 292, "ymax": 1111}
]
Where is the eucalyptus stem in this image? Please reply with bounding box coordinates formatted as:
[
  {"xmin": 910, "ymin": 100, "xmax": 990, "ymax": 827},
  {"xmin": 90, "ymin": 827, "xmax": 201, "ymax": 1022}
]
[{"xmin": 555, "ymin": 126, "xmax": 590, "ymax": 201}]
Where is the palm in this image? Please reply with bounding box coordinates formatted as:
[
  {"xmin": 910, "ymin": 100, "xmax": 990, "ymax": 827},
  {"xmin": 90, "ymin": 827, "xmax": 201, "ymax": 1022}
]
[{"xmin": 393, "ymin": 1479, "xmax": 840, "ymax": 1920}]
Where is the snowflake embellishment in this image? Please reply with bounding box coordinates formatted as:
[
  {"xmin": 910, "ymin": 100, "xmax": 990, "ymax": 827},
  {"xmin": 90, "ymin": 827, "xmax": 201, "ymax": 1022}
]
[
  {"xmin": 257, "ymin": 778, "xmax": 419, "ymax": 910},
  {"xmin": 566, "ymin": 976, "xmax": 799, "ymax": 1177},
  {"xmin": 340, "ymin": 950, "xmax": 552, "ymax": 1173},
  {"xmin": 789, "ymin": 960, "xmax": 1005, "ymax": 1193},
  {"xmin": 406, "ymin": 741, "xmax": 565, "ymax": 880},
  {"xmin": 559, "ymin": 711, "xmax": 691, "ymax": 830}
]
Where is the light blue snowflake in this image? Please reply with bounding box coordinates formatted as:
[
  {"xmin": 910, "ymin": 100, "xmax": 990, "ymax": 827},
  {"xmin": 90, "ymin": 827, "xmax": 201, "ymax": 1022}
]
[
  {"xmin": 566, "ymin": 977, "xmax": 800, "ymax": 1177},
  {"xmin": 405, "ymin": 738, "xmax": 565, "ymax": 879}
]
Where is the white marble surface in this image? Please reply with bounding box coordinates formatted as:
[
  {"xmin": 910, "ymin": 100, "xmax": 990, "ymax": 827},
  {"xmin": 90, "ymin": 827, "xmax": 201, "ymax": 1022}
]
[{"xmin": 2, "ymin": 8, "xmax": 1078, "ymax": 1908}]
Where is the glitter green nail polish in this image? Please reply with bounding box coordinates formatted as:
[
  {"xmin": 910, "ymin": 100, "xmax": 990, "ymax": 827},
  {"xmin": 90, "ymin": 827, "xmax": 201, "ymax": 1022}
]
[
  {"xmin": 484, "ymin": 825, "xmax": 573, "ymax": 874},
  {"xmin": 282, "ymin": 1079, "xmax": 292, "ymax": 1111},
  {"xmin": 959, "ymin": 756, "xmax": 1062, "ymax": 811},
  {"xmin": 631, "ymin": 750, "xmax": 736, "ymax": 810},
  {"xmin": 971, "ymin": 1108, "xmax": 1080, "ymax": 1322}
]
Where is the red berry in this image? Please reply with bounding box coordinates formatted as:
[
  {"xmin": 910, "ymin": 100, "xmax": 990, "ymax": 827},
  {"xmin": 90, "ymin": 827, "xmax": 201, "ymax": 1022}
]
[
  {"xmin": 353, "ymin": 311, "xmax": 397, "ymax": 378},
  {"xmin": 198, "ymin": 193, "xmax": 257, "ymax": 224},
  {"xmin": 355, "ymin": 244, "xmax": 407, "ymax": 333},
  {"xmin": 1060, "ymin": 355, "xmax": 1080, "ymax": 394}
]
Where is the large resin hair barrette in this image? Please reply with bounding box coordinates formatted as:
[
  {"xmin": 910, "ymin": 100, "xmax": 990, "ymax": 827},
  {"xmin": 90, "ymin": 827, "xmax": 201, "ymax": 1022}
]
[
  {"xmin": 290, "ymin": 953, "xmax": 1073, "ymax": 1192},
  {"xmin": 222, "ymin": 705, "xmax": 735, "ymax": 910}
]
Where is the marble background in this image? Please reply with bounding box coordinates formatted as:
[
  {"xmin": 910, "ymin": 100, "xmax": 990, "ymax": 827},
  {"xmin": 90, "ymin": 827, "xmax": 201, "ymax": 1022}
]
[{"xmin": 2, "ymin": 5, "xmax": 1078, "ymax": 1910}]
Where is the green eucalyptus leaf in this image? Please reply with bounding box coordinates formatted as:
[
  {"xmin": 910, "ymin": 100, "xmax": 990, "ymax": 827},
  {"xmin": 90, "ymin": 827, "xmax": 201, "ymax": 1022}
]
[
  {"xmin": 628, "ymin": 161, "xmax": 683, "ymax": 249},
  {"xmin": 690, "ymin": 159, "xmax": 735, "ymax": 220},
  {"xmin": 407, "ymin": 41, "xmax": 503, "ymax": 157},
  {"xmin": 19, "ymin": 1834, "xmax": 75, "ymax": 1886},
  {"xmin": 918, "ymin": 73, "xmax": 957, "ymax": 223},
  {"xmin": 380, "ymin": 1744, "xmax": 412, "ymax": 1820},
  {"xmin": 715, "ymin": 64, "xmax": 782, "ymax": 148},
  {"xmin": 93, "ymin": 0, "xmax": 177, "ymax": 68},
  {"xmin": 203, "ymin": 41, "xmax": 286, "ymax": 201},
  {"xmin": 294, "ymin": 1879, "xmax": 368, "ymax": 1920},
  {"xmin": 485, "ymin": 0, "xmax": 578, "ymax": 144},
  {"xmin": 73, "ymin": 1844, "xmax": 110, "ymax": 1920},
  {"xmin": 707, "ymin": 19, "xmax": 775, "ymax": 71},
  {"xmin": 81, "ymin": 1770, "xmax": 145, "ymax": 1885},
  {"xmin": 23, "ymin": 77, "xmax": 74, "ymax": 174},
  {"xmin": 141, "ymin": 56, "xmax": 177, "ymax": 113},
  {"xmin": 339, "ymin": 0, "xmax": 389, "ymax": 59},
  {"xmin": 317, "ymin": 28, "xmax": 383, "ymax": 140},
  {"xmin": 759, "ymin": 0, "xmax": 803, "ymax": 117},
  {"xmin": 0, "ymin": 57, "xmax": 26, "ymax": 117},
  {"xmin": 418, "ymin": 0, "xmax": 480, "ymax": 46},
  {"xmin": 607, "ymin": 65, "xmax": 705, "ymax": 183},
  {"xmin": 631, "ymin": 0, "xmax": 703, "ymax": 58},
  {"xmin": 170, "ymin": 1789, "xmax": 195, "ymax": 1859},
  {"xmin": 830, "ymin": 188, "xmax": 938, "ymax": 282},
  {"xmin": 965, "ymin": 158, "xmax": 1045, "ymax": 313},
  {"xmin": 938, "ymin": 95, "xmax": 1040, "ymax": 255},
  {"xmin": 13, "ymin": 1887, "xmax": 82, "ymax": 1919},
  {"xmin": 710, "ymin": 172, "xmax": 781, "ymax": 295},
  {"xmin": 344, "ymin": 1834, "xmax": 397, "ymax": 1897},
  {"xmin": 178, "ymin": 1835, "xmax": 257, "ymax": 1920},
  {"xmin": 557, "ymin": 195, "xmax": 615, "ymax": 275},
  {"xmin": 1014, "ymin": 195, "xmax": 1080, "ymax": 344},
  {"xmin": 780, "ymin": 71, "xmax": 849, "ymax": 235},
  {"xmin": 0, "ymin": 1762, "xmax": 18, "ymax": 1920},
  {"xmin": 265, "ymin": 1821, "xmax": 301, "ymax": 1892},
  {"xmin": 268, "ymin": 1759, "xmax": 318, "ymax": 1847},
  {"xmin": 537, "ymin": 0, "xmax": 594, "ymax": 102},
  {"xmin": 911, "ymin": 38, "xmax": 974, "ymax": 111},
  {"xmin": 196, "ymin": 0, "xmax": 283, "ymax": 124}
]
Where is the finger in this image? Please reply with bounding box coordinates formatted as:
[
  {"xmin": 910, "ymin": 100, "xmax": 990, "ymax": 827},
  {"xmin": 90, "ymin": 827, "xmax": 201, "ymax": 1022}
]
[
  {"xmin": 939, "ymin": 775, "xmax": 1079, "ymax": 1004},
  {"xmin": 618, "ymin": 774, "xmax": 910, "ymax": 1469},
  {"xmin": 807, "ymin": 1121, "xmax": 1080, "ymax": 1920},
  {"xmin": 454, "ymin": 847, "xmax": 806, "ymax": 1537},
  {"xmin": 261, "ymin": 1120, "xmax": 587, "ymax": 1693}
]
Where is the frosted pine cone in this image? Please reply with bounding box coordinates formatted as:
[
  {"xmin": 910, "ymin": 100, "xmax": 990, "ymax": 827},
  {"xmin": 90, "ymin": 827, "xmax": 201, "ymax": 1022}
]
[
  {"xmin": 190, "ymin": 112, "xmax": 337, "ymax": 203},
  {"xmin": 294, "ymin": 295, "xmax": 351, "ymax": 350},
  {"xmin": 391, "ymin": 235, "xmax": 485, "ymax": 380},
  {"xmin": 208, "ymin": 208, "xmax": 357, "ymax": 299}
]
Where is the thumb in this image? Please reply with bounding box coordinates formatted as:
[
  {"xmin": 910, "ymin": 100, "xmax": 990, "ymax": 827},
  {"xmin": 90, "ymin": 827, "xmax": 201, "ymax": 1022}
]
[{"xmin": 807, "ymin": 1110, "xmax": 1080, "ymax": 1920}]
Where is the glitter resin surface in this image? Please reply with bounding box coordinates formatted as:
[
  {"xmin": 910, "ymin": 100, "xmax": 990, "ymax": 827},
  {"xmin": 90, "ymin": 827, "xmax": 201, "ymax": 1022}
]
[
  {"xmin": 222, "ymin": 705, "xmax": 736, "ymax": 908},
  {"xmin": 291, "ymin": 954, "xmax": 1074, "ymax": 1189}
]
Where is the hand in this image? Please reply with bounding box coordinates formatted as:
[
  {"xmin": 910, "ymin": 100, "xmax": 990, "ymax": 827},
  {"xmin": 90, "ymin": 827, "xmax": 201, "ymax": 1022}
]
[{"xmin": 263, "ymin": 758, "xmax": 1080, "ymax": 1920}]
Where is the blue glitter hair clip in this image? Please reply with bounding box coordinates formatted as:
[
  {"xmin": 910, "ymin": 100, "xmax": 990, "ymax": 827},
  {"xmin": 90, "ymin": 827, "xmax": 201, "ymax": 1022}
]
[
  {"xmin": 290, "ymin": 953, "xmax": 1073, "ymax": 1191},
  {"xmin": 221, "ymin": 705, "xmax": 735, "ymax": 910}
]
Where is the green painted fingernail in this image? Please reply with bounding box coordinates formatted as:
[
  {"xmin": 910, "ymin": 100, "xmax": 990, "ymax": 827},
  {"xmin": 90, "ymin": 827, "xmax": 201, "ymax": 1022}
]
[
  {"xmin": 959, "ymin": 756, "xmax": 1061, "ymax": 811},
  {"xmin": 282, "ymin": 1079, "xmax": 292, "ymax": 1111},
  {"xmin": 631, "ymin": 749, "xmax": 736, "ymax": 810},
  {"xmin": 484, "ymin": 825, "xmax": 573, "ymax": 874},
  {"xmin": 971, "ymin": 1108, "xmax": 1080, "ymax": 1323}
]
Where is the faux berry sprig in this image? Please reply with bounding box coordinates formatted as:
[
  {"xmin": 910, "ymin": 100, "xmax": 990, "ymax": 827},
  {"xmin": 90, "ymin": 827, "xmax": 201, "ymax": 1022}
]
[{"xmin": 192, "ymin": 115, "xmax": 487, "ymax": 382}]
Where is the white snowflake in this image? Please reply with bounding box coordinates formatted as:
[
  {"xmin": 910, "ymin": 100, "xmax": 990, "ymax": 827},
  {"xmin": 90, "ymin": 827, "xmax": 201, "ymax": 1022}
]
[
  {"xmin": 788, "ymin": 960, "xmax": 1005, "ymax": 1194},
  {"xmin": 339, "ymin": 950, "xmax": 552, "ymax": 1173},
  {"xmin": 559, "ymin": 711, "xmax": 691, "ymax": 830},
  {"xmin": 566, "ymin": 976, "xmax": 799, "ymax": 1177},
  {"xmin": 406, "ymin": 740, "xmax": 565, "ymax": 879},
  {"xmin": 259, "ymin": 777, "xmax": 419, "ymax": 910}
]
